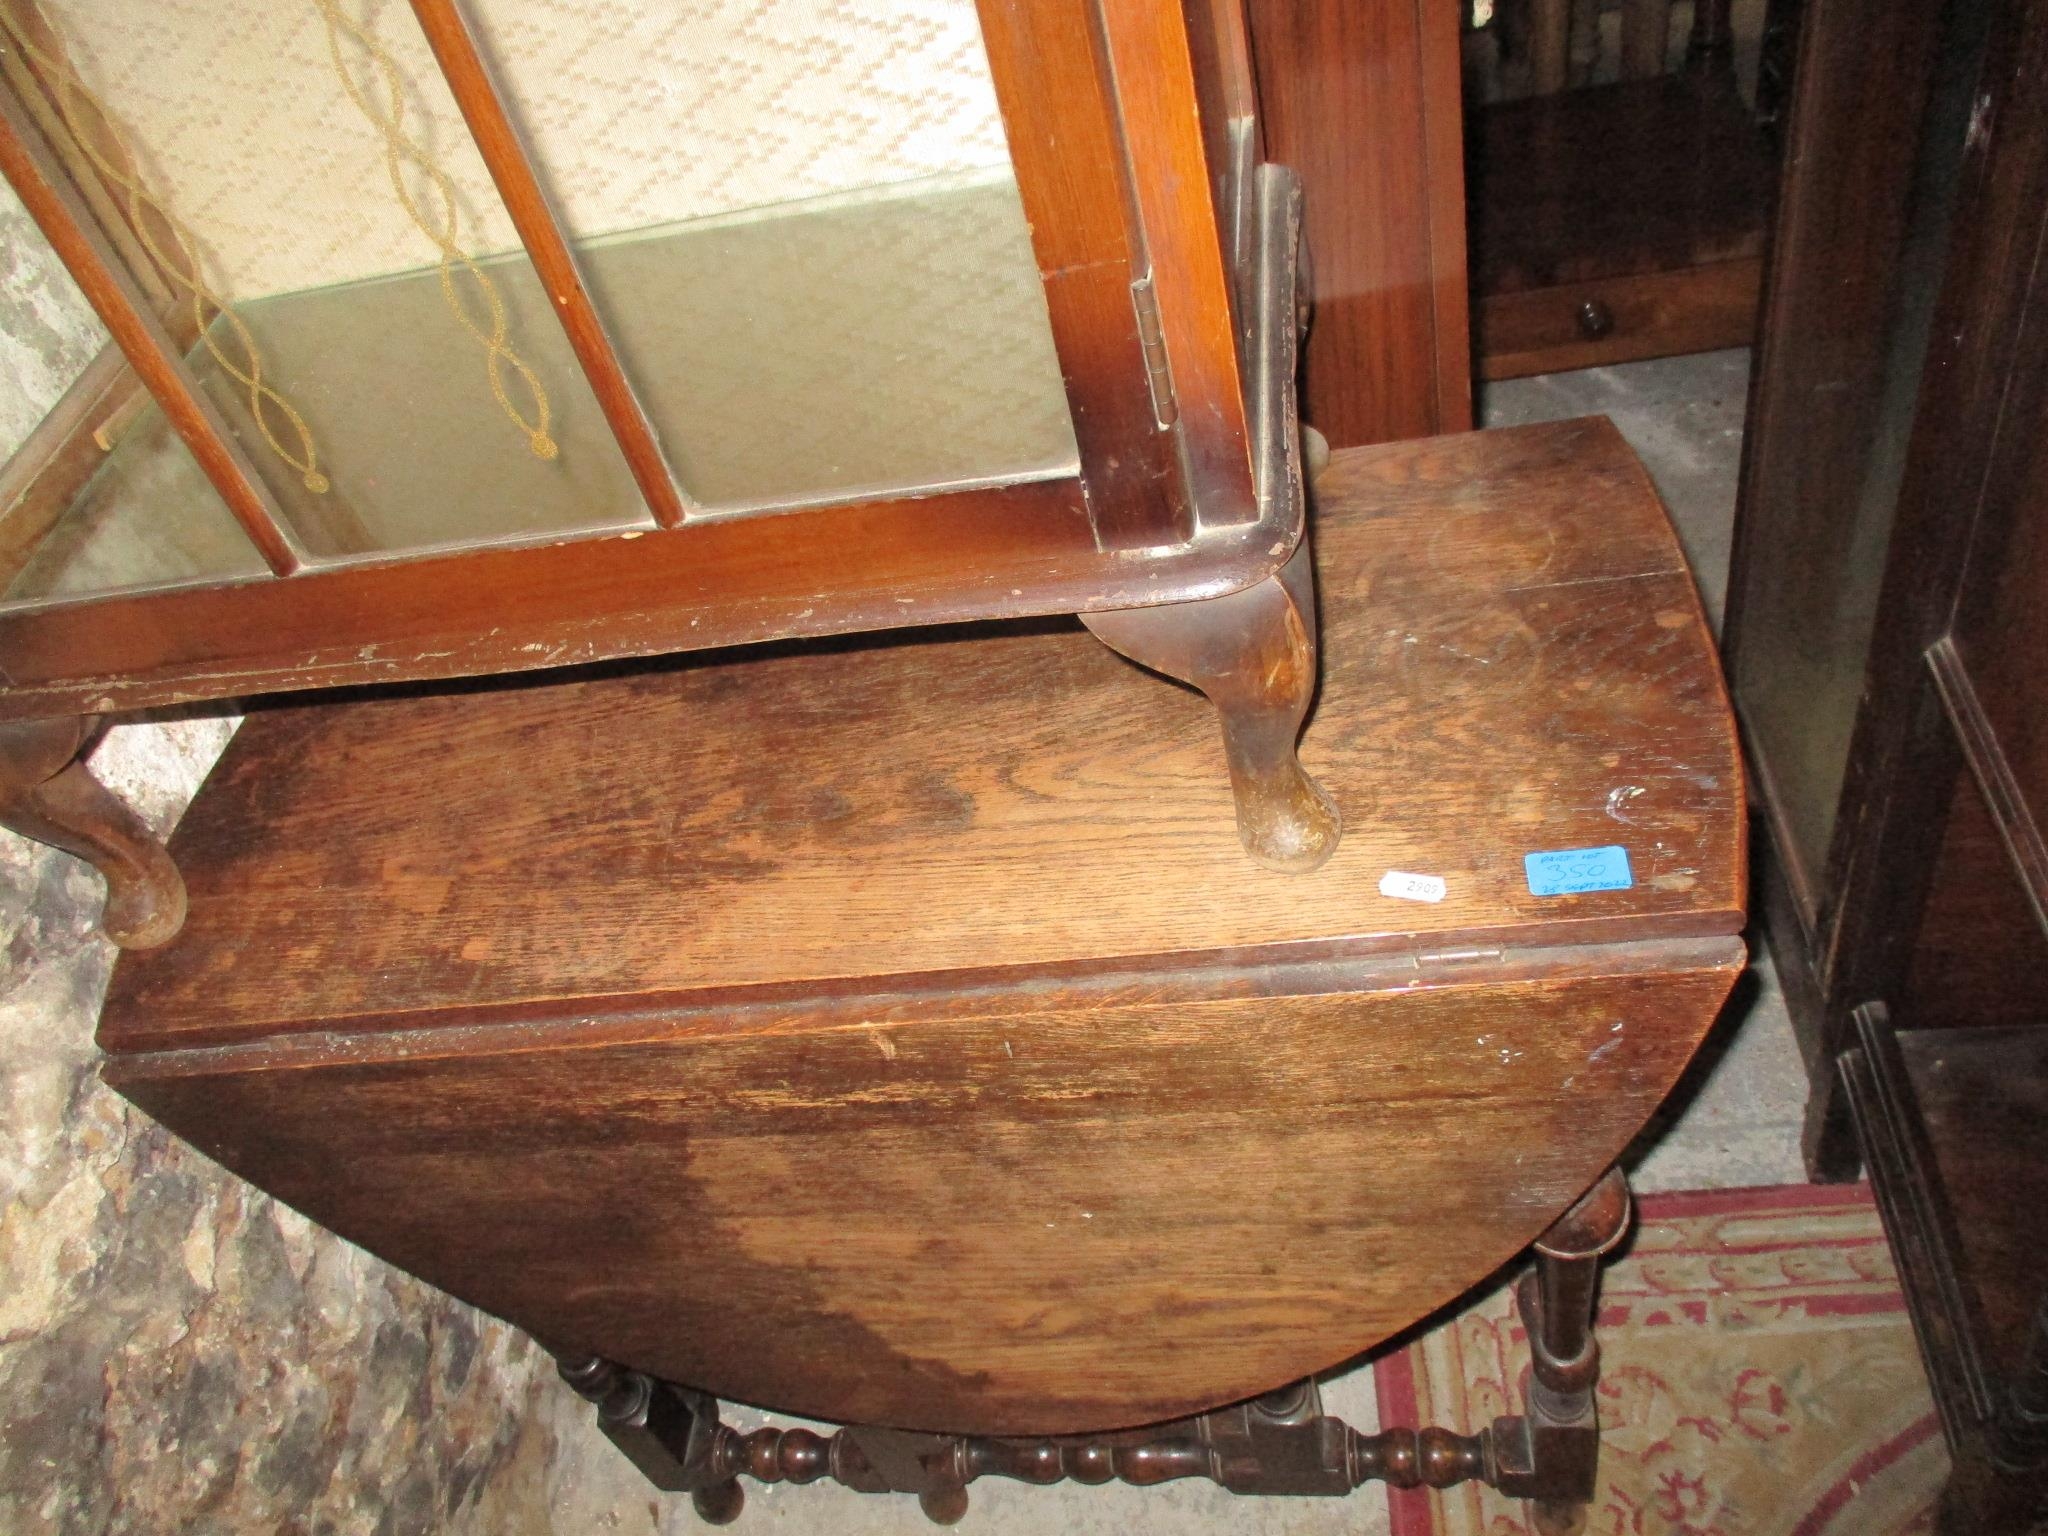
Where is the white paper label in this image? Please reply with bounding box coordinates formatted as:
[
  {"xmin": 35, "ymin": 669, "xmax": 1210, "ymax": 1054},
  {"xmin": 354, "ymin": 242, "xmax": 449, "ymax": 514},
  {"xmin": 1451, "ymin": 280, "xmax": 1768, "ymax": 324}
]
[{"xmin": 1378, "ymin": 870, "xmax": 1447, "ymax": 903}]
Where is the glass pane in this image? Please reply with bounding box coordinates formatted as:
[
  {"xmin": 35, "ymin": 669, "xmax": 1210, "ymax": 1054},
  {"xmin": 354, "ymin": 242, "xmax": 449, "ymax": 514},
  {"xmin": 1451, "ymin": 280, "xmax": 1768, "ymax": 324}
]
[
  {"xmin": 0, "ymin": 183, "xmax": 267, "ymax": 607},
  {"xmin": 2, "ymin": 0, "xmax": 1079, "ymax": 609},
  {"xmin": 1731, "ymin": 0, "xmax": 1991, "ymax": 898},
  {"xmin": 10, "ymin": 0, "xmax": 652, "ymax": 577},
  {"xmin": 465, "ymin": 0, "xmax": 1079, "ymax": 511}
]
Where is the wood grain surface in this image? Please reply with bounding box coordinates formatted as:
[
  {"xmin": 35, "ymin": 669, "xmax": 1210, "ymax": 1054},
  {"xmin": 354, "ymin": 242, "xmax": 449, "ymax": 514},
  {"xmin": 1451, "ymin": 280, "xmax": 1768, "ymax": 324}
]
[
  {"xmin": 111, "ymin": 939, "xmax": 1742, "ymax": 1434},
  {"xmin": 100, "ymin": 419, "xmax": 1742, "ymax": 1052},
  {"xmin": 1896, "ymin": 1026, "xmax": 2048, "ymax": 1370},
  {"xmin": 102, "ymin": 417, "xmax": 1745, "ymax": 1434}
]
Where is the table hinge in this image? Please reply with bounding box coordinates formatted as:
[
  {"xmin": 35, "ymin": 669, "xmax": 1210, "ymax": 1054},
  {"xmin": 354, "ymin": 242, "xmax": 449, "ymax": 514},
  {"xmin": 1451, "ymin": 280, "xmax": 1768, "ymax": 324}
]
[
  {"xmin": 1413, "ymin": 946, "xmax": 1506, "ymax": 968},
  {"xmin": 1130, "ymin": 273, "xmax": 1180, "ymax": 429}
]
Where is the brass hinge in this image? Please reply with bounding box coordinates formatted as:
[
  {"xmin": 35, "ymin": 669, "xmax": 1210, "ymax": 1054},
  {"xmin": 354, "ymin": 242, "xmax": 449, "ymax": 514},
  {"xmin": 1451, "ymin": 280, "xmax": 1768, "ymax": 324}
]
[{"xmin": 1130, "ymin": 273, "xmax": 1179, "ymax": 429}]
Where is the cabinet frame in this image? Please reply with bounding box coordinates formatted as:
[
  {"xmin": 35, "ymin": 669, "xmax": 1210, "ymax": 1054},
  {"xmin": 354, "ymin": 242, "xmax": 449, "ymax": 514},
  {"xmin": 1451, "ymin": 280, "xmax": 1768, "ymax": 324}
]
[{"xmin": 0, "ymin": 0, "xmax": 1283, "ymax": 719}]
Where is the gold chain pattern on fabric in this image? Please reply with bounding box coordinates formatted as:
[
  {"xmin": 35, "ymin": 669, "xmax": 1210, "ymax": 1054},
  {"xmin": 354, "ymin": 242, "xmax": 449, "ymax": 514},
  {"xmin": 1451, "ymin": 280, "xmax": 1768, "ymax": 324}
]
[
  {"xmin": 0, "ymin": 0, "xmax": 332, "ymax": 492},
  {"xmin": 312, "ymin": 0, "xmax": 557, "ymax": 461}
]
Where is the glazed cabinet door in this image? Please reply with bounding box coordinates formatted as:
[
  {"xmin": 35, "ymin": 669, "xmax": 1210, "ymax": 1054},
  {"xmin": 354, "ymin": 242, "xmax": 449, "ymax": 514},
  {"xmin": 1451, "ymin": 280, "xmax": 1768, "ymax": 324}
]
[{"xmin": 0, "ymin": 0, "xmax": 1270, "ymax": 714}]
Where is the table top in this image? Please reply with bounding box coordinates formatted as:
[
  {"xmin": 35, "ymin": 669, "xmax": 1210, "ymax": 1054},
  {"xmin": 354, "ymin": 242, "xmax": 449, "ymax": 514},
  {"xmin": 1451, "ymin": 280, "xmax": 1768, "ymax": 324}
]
[{"xmin": 101, "ymin": 416, "xmax": 1742, "ymax": 1053}]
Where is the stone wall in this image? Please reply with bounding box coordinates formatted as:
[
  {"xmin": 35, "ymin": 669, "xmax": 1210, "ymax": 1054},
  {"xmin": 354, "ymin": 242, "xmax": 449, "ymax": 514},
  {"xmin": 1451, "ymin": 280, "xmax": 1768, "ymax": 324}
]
[
  {"xmin": 0, "ymin": 183, "xmax": 623, "ymax": 1535},
  {"xmin": 0, "ymin": 174, "xmax": 855, "ymax": 1533}
]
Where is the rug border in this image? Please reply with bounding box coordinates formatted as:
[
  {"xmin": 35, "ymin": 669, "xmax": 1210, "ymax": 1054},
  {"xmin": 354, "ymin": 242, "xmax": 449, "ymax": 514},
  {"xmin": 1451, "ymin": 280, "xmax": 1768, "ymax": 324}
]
[{"xmin": 1372, "ymin": 1181, "xmax": 1878, "ymax": 1536}]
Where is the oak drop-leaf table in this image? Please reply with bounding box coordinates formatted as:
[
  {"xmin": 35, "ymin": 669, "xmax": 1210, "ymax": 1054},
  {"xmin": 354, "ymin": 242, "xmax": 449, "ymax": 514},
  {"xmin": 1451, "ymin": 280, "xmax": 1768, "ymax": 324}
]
[{"xmin": 97, "ymin": 418, "xmax": 1745, "ymax": 1526}]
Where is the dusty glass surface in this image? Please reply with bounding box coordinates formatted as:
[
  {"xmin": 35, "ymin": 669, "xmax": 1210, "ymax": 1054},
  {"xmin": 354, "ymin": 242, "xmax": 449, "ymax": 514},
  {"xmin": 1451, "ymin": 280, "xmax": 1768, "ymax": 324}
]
[
  {"xmin": 0, "ymin": 191, "xmax": 266, "ymax": 608},
  {"xmin": 2, "ymin": 0, "xmax": 1076, "ymax": 605},
  {"xmin": 4, "ymin": 404, "xmax": 270, "ymax": 606},
  {"xmin": 1731, "ymin": 0, "xmax": 1991, "ymax": 901},
  {"xmin": 576, "ymin": 172, "xmax": 1077, "ymax": 510},
  {"xmin": 462, "ymin": 0, "xmax": 1079, "ymax": 511}
]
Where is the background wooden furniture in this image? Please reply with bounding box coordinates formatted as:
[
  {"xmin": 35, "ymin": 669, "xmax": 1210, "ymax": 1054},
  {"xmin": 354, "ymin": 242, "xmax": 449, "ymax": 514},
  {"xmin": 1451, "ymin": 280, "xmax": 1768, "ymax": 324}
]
[
  {"xmin": 1465, "ymin": 0, "xmax": 1778, "ymax": 380},
  {"xmin": 0, "ymin": 0, "xmax": 1347, "ymax": 932},
  {"xmin": 1728, "ymin": 0, "xmax": 2048, "ymax": 1522},
  {"xmin": 97, "ymin": 419, "xmax": 1742, "ymax": 1519},
  {"xmin": 1243, "ymin": 0, "xmax": 1473, "ymax": 446},
  {"xmin": 1844, "ymin": 1019, "xmax": 2048, "ymax": 1532}
]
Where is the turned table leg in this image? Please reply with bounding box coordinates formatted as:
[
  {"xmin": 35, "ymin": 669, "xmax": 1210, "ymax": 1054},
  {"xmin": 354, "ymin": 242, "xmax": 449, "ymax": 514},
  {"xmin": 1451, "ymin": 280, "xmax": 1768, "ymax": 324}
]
[
  {"xmin": 1082, "ymin": 537, "xmax": 1341, "ymax": 873},
  {"xmin": 552, "ymin": 1180, "xmax": 1638, "ymax": 1527},
  {"xmin": 1492, "ymin": 1166, "xmax": 1632, "ymax": 1534},
  {"xmin": 0, "ymin": 716, "xmax": 186, "ymax": 949}
]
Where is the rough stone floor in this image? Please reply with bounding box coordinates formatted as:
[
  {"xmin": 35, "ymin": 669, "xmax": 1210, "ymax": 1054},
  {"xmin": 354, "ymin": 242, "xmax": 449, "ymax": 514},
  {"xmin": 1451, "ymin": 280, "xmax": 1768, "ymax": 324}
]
[{"xmin": 1, "ymin": 350, "xmax": 1810, "ymax": 1535}]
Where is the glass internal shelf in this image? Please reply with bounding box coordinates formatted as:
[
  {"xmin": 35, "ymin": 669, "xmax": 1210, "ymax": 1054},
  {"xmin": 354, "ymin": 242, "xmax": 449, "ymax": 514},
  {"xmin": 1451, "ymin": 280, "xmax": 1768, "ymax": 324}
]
[{"xmin": 3, "ymin": 169, "xmax": 1077, "ymax": 610}]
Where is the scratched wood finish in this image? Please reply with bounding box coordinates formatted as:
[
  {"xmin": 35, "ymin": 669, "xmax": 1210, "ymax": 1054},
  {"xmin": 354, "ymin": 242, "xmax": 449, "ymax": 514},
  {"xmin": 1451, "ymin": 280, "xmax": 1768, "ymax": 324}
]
[
  {"xmin": 100, "ymin": 419, "xmax": 1743, "ymax": 1052},
  {"xmin": 110, "ymin": 942, "xmax": 1741, "ymax": 1434},
  {"xmin": 102, "ymin": 418, "xmax": 1744, "ymax": 1433}
]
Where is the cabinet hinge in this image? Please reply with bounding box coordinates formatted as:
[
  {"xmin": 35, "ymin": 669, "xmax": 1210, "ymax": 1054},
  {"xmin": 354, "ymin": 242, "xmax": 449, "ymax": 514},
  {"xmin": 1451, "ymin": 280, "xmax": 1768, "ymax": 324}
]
[
  {"xmin": 1413, "ymin": 946, "xmax": 1506, "ymax": 968},
  {"xmin": 1130, "ymin": 274, "xmax": 1179, "ymax": 429}
]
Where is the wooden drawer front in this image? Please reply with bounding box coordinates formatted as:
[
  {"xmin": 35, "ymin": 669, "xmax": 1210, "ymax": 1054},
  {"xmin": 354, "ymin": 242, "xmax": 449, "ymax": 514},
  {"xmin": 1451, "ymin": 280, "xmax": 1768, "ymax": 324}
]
[{"xmin": 1475, "ymin": 260, "xmax": 1761, "ymax": 381}]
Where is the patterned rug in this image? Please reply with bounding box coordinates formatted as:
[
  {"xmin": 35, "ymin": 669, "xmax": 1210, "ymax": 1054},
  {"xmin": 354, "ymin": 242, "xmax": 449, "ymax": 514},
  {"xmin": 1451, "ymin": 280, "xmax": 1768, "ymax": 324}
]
[{"xmin": 1376, "ymin": 1183, "xmax": 1944, "ymax": 1536}]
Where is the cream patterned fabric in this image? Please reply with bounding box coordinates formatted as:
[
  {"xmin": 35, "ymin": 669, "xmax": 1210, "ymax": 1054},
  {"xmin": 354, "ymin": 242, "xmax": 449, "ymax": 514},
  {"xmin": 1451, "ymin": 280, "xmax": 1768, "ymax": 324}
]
[{"xmin": 42, "ymin": 0, "xmax": 1012, "ymax": 299}]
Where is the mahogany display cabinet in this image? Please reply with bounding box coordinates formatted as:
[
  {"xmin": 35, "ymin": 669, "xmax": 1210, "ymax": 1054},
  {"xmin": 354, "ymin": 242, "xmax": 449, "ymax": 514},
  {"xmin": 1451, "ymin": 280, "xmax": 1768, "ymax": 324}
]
[{"xmin": 0, "ymin": 0, "xmax": 1341, "ymax": 947}]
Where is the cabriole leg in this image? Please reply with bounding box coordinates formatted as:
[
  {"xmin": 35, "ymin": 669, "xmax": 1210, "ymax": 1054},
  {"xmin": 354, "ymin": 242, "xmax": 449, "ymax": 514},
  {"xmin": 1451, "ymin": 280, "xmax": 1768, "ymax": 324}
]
[
  {"xmin": 1082, "ymin": 537, "xmax": 1341, "ymax": 873},
  {"xmin": 0, "ymin": 716, "xmax": 186, "ymax": 949}
]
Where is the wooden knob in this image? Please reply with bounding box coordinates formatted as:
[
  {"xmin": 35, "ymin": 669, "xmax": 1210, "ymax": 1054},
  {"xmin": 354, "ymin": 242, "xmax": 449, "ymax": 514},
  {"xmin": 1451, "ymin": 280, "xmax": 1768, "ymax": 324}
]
[{"xmin": 1576, "ymin": 299, "xmax": 1615, "ymax": 339}]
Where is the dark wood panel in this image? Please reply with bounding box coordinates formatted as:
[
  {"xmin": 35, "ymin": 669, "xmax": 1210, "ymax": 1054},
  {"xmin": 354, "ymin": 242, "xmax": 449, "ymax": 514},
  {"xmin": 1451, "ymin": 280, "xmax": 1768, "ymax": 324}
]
[
  {"xmin": 1929, "ymin": 638, "xmax": 2048, "ymax": 935},
  {"xmin": 1817, "ymin": 0, "xmax": 2048, "ymax": 1022},
  {"xmin": 976, "ymin": 0, "xmax": 1189, "ymax": 547},
  {"xmin": 1901, "ymin": 1027, "xmax": 2048, "ymax": 1406},
  {"xmin": 1951, "ymin": 344, "xmax": 2048, "ymax": 871},
  {"xmin": 98, "ymin": 419, "xmax": 1743, "ymax": 1051},
  {"xmin": 1468, "ymin": 75, "xmax": 1773, "ymax": 295},
  {"xmin": 1245, "ymin": 0, "xmax": 1471, "ymax": 447},
  {"xmin": 1898, "ymin": 763, "xmax": 2048, "ymax": 1034},
  {"xmin": 109, "ymin": 944, "xmax": 1742, "ymax": 1436}
]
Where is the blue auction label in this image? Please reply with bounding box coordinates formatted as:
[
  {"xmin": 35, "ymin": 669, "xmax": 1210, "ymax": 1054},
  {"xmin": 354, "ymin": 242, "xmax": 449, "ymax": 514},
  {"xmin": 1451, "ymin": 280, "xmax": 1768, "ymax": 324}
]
[{"xmin": 1525, "ymin": 845, "xmax": 1634, "ymax": 896}]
